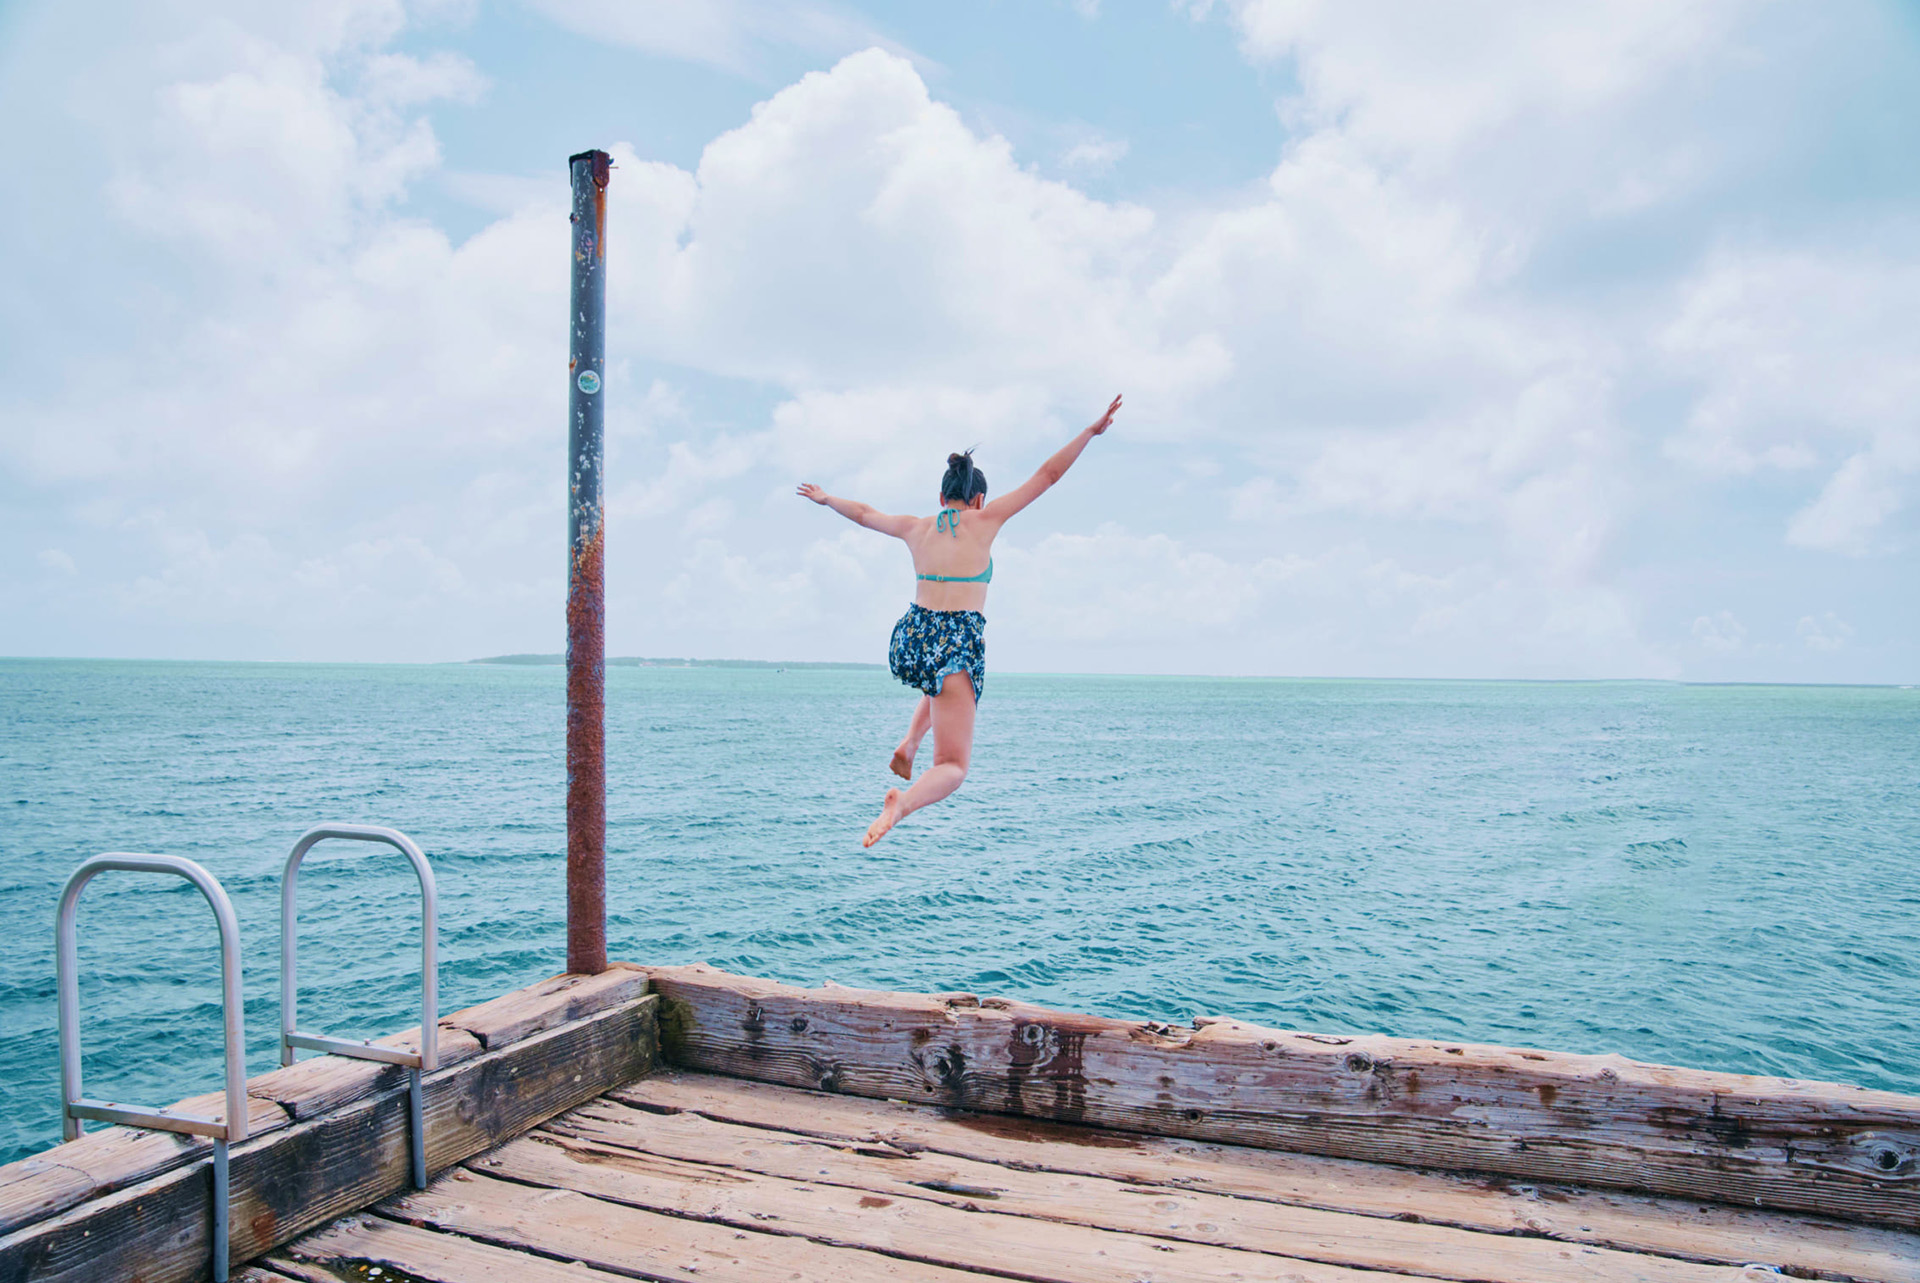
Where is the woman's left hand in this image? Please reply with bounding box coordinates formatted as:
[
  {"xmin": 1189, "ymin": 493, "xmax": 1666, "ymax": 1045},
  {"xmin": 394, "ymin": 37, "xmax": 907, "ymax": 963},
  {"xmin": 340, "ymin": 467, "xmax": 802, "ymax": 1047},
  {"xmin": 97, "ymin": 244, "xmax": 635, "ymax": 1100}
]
[
  {"xmin": 797, "ymin": 483, "xmax": 829, "ymax": 504},
  {"xmin": 1089, "ymin": 393, "xmax": 1122, "ymax": 436}
]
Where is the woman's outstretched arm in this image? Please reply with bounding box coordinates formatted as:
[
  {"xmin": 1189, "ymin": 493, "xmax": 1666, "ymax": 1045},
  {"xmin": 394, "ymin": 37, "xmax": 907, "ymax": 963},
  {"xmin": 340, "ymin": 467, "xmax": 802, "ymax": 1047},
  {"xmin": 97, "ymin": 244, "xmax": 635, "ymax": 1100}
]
[
  {"xmin": 797, "ymin": 483, "xmax": 918, "ymax": 538},
  {"xmin": 983, "ymin": 394, "xmax": 1122, "ymax": 524}
]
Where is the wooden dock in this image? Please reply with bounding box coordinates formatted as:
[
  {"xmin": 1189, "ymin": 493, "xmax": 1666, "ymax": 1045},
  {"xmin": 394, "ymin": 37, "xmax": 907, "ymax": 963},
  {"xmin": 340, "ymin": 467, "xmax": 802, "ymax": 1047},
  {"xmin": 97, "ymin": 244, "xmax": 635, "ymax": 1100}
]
[
  {"xmin": 6, "ymin": 964, "xmax": 1918, "ymax": 1282},
  {"xmin": 250, "ymin": 1067, "xmax": 1920, "ymax": 1282}
]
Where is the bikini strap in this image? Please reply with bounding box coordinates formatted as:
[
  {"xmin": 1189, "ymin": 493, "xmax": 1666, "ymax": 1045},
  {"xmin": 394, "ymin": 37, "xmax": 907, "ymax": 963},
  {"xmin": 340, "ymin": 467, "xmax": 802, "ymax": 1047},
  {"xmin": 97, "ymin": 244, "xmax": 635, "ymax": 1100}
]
[{"xmin": 936, "ymin": 508, "xmax": 961, "ymax": 536}]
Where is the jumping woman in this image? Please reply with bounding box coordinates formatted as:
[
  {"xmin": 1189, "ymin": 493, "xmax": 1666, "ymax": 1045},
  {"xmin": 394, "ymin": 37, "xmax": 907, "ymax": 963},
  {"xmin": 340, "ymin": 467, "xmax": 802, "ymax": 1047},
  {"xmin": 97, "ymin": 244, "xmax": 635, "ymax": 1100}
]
[{"xmin": 798, "ymin": 394, "xmax": 1122, "ymax": 847}]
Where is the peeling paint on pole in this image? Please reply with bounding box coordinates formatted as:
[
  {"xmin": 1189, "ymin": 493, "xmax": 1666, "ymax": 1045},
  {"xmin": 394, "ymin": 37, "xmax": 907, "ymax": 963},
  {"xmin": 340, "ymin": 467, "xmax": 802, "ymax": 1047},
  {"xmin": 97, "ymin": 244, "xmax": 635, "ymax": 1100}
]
[{"xmin": 567, "ymin": 148, "xmax": 610, "ymax": 975}]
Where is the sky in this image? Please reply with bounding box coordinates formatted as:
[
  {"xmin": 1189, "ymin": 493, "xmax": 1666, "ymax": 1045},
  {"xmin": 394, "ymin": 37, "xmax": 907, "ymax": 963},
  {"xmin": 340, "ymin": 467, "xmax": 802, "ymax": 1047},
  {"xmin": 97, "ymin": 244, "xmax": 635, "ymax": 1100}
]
[{"xmin": 2, "ymin": 0, "xmax": 1917, "ymax": 682}]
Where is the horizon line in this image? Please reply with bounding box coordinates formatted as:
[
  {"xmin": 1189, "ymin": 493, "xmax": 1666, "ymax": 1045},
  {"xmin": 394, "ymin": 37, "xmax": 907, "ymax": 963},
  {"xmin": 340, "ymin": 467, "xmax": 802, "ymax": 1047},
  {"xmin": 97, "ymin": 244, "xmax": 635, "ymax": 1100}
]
[{"xmin": 0, "ymin": 654, "xmax": 1914, "ymax": 690}]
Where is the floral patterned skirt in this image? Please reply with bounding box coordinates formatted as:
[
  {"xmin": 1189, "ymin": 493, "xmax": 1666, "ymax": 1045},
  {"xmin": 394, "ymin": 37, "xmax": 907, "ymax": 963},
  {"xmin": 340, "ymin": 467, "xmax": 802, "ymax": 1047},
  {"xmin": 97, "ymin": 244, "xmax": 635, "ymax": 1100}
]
[{"xmin": 888, "ymin": 604, "xmax": 986, "ymax": 703}]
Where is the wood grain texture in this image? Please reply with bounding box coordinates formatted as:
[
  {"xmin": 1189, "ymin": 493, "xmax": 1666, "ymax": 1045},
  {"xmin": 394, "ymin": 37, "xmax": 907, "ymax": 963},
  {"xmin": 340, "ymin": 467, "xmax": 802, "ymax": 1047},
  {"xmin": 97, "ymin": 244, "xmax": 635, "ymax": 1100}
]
[
  {"xmin": 646, "ymin": 963, "xmax": 1920, "ymax": 1228},
  {"xmin": 543, "ymin": 1097, "xmax": 1746, "ymax": 1283},
  {"xmin": 241, "ymin": 1259, "xmax": 340, "ymax": 1283},
  {"xmin": 247, "ymin": 1027, "xmax": 482, "ymax": 1125},
  {"xmin": 616, "ymin": 1070, "xmax": 1920, "ymax": 1281},
  {"xmin": 0, "ymin": 965, "xmax": 648, "ymax": 1240},
  {"xmin": 0, "ymin": 990, "xmax": 657, "ymax": 1283},
  {"xmin": 443, "ymin": 965, "xmax": 650, "ymax": 1051},
  {"xmin": 476, "ymin": 1131, "xmax": 1729, "ymax": 1283},
  {"xmin": 0, "ymin": 1096, "xmax": 288, "ymax": 1237},
  {"xmin": 276, "ymin": 1213, "xmax": 639, "ymax": 1282},
  {"xmin": 230, "ymin": 1268, "xmax": 304, "ymax": 1283},
  {"xmin": 308, "ymin": 1174, "xmax": 1003, "ymax": 1282}
]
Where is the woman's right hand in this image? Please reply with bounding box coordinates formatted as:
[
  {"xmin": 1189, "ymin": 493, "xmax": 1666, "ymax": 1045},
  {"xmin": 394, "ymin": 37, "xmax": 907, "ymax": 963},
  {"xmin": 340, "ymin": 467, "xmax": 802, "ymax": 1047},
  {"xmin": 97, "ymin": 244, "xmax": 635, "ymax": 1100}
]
[{"xmin": 797, "ymin": 483, "xmax": 829, "ymax": 504}]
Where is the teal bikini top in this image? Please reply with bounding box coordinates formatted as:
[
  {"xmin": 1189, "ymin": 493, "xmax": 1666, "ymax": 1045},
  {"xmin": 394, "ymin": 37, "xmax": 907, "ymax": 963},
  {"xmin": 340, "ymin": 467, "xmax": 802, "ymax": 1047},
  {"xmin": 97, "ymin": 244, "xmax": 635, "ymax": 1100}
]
[
  {"xmin": 919, "ymin": 506, "xmax": 993, "ymax": 583},
  {"xmin": 917, "ymin": 561, "xmax": 993, "ymax": 584}
]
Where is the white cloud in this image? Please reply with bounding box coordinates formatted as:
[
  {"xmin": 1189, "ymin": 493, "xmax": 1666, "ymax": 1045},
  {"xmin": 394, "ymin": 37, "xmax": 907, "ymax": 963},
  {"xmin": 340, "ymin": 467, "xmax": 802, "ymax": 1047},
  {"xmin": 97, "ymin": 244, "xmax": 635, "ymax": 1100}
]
[
  {"xmin": 1797, "ymin": 612, "xmax": 1854, "ymax": 652},
  {"xmin": 1692, "ymin": 610, "xmax": 1746, "ymax": 653},
  {"xmin": 768, "ymin": 384, "xmax": 1061, "ymax": 504},
  {"xmin": 1786, "ymin": 453, "xmax": 1906, "ymax": 555},
  {"xmin": 1662, "ymin": 243, "xmax": 1920, "ymax": 551},
  {"xmin": 609, "ymin": 434, "xmax": 759, "ymax": 521},
  {"xmin": 610, "ymin": 49, "xmax": 1219, "ymax": 407},
  {"xmin": 997, "ymin": 526, "xmax": 1278, "ymax": 643},
  {"xmin": 658, "ymin": 529, "xmax": 898, "ymax": 643},
  {"xmin": 1061, "ymin": 134, "xmax": 1128, "ymax": 174},
  {"xmin": 1219, "ymin": 0, "xmax": 1743, "ymax": 165},
  {"xmin": 2, "ymin": 3, "xmax": 1914, "ymax": 678},
  {"xmin": 359, "ymin": 50, "xmax": 486, "ymax": 107},
  {"xmin": 103, "ymin": 36, "xmax": 479, "ymax": 260}
]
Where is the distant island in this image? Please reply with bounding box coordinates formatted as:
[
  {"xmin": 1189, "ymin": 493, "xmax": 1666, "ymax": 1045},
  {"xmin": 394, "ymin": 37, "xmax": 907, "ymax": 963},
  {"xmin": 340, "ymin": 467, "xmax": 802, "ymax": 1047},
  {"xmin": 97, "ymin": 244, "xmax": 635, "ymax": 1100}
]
[{"xmin": 472, "ymin": 654, "xmax": 882, "ymax": 671}]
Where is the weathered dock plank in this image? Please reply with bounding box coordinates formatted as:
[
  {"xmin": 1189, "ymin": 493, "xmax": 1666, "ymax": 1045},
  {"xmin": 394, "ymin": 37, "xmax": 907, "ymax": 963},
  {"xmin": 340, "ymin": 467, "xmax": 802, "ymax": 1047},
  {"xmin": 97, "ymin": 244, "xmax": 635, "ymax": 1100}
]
[
  {"xmin": 541, "ymin": 1099, "xmax": 1745, "ymax": 1283},
  {"xmin": 0, "ymin": 965, "xmax": 649, "ymax": 1240},
  {"xmin": 273, "ymin": 1214, "xmax": 639, "ymax": 1281},
  {"xmin": 646, "ymin": 963, "xmax": 1920, "ymax": 1229},
  {"xmin": 616, "ymin": 1070, "xmax": 1920, "ymax": 1281},
  {"xmin": 231, "ymin": 1268, "xmax": 303, "ymax": 1283},
  {"xmin": 0, "ymin": 978, "xmax": 657, "ymax": 1283},
  {"xmin": 288, "ymin": 1176, "xmax": 1003, "ymax": 1282},
  {"xmin": 443, "ymin": 1155, "xmax": 1451, "ymax": 1283},
  {"xmin": 0, "ymin": 1096, "xmax": 288, "ymax": 1237},
  {"xmin": 251, "ymin": 965, "xmax": 649, "ymax": 1123}
]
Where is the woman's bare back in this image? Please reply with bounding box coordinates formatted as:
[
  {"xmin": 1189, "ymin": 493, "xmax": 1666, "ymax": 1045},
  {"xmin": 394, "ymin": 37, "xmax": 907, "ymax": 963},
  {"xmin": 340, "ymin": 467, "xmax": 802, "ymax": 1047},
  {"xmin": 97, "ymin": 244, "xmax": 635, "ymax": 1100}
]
[{"xmin": 907, "ymin": 505, "xmax": 997, "ymax": 613}]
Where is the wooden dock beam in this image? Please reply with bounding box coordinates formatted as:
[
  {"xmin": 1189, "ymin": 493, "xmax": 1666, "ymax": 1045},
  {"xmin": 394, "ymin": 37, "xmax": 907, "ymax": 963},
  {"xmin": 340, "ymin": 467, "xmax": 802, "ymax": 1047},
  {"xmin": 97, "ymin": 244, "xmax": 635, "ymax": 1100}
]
[
  {"xmin": 0, "ymin": 968, "xmax": 658, "ymax": 1283},
  {"xmin": 644, "ymin": 963, "xmax": 1920, "ymax": 1230}
]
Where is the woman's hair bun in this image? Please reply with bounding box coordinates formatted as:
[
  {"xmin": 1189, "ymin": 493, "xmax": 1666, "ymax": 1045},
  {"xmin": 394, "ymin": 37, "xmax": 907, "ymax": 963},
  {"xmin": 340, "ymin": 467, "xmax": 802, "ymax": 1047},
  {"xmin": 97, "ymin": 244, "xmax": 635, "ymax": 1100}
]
[{"xmin": 940, "ymin": 449, "xmax": 988, "ymax": 503}]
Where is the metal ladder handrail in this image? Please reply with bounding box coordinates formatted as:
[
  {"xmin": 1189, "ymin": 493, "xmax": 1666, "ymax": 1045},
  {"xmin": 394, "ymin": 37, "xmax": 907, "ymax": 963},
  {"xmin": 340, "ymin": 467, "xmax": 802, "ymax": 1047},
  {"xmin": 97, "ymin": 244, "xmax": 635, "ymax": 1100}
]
[
  {"xmin": 280, "ymin": 823, "xmax": 437, "ymax": 1187},
  {"xmin": 56, "ymin": 853, "xmax": 246, "ymax": 1283}
]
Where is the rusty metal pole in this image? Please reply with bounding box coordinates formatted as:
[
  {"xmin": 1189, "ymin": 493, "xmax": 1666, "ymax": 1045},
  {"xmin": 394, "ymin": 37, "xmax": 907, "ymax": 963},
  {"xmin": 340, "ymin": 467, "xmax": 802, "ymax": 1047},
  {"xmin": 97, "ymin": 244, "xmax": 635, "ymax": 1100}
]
[{"xmin": 566, "ymin": 149, "xmax": 610, "ymax": 975}]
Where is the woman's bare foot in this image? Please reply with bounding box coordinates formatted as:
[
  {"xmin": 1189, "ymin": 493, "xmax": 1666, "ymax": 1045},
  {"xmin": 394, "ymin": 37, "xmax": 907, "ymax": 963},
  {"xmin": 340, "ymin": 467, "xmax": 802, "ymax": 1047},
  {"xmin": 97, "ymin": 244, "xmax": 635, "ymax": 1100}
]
[
  {"xmin": 864, "ymin": 788, "xmax": 905, "ymax": 847},
  {"xmin": 889, "ymin": 746, "xmax": 914, "ymax": 780}
]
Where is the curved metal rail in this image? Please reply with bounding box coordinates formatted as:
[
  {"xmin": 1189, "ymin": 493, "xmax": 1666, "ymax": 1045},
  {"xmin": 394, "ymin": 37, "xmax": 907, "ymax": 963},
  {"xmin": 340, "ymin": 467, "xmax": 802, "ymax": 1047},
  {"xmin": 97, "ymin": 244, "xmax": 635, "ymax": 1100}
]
[
  {"xmin": 281, "ymin": 823, "xmax": 438, "ymax": 1187},
  {"xmin": 56, "ymin": 853, "xmax": 247, "ymax": 1282}
]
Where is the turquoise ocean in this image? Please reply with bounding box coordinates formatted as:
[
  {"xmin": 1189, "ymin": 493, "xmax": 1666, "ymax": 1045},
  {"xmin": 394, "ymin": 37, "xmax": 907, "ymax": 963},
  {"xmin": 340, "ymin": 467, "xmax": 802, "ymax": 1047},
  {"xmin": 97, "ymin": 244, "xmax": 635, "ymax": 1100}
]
[{"xmin": 1, "ymin": 658, "xmax": 1916, "ymax": 1164}]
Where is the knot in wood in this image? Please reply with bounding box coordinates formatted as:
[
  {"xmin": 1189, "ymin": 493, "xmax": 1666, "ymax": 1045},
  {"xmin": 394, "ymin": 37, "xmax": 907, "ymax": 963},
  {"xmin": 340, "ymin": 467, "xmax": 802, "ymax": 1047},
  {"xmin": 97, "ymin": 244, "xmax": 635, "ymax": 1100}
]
[{"xmin": 1011, "ymin": 1022, "xmax": 1061, "ymax": 1069}]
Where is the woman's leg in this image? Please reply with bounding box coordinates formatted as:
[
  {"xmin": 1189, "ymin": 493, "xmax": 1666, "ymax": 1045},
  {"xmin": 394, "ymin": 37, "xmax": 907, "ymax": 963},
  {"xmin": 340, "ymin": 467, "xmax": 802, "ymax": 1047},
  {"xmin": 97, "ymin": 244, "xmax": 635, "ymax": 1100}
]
[
  {"xmin": 865, "ymin": 673, "xmax": 975, "ymax": 846},
  {"xmin": 890, "ymin": 695, "xmax": 933, "ymax": 780}
]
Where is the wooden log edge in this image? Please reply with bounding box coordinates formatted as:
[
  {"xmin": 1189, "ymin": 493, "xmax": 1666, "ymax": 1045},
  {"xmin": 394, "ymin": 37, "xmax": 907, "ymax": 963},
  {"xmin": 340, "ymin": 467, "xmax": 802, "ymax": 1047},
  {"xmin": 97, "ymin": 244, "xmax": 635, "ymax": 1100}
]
[
  {"xmin": 0, "ymin": 966, "xmax": 652, "ymax": 1248},
  {"xmin": 643, "ymin": 963, "xmax": 1920, "ymax": 1230}
]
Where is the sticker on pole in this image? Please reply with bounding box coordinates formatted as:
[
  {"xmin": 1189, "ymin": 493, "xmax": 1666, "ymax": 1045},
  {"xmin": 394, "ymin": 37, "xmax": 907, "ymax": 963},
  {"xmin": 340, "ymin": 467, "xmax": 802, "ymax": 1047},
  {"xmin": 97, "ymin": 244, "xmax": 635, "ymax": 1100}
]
[{"xmin": 577, "ymin": 370, "xmax": 602, "ymax": 395}]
